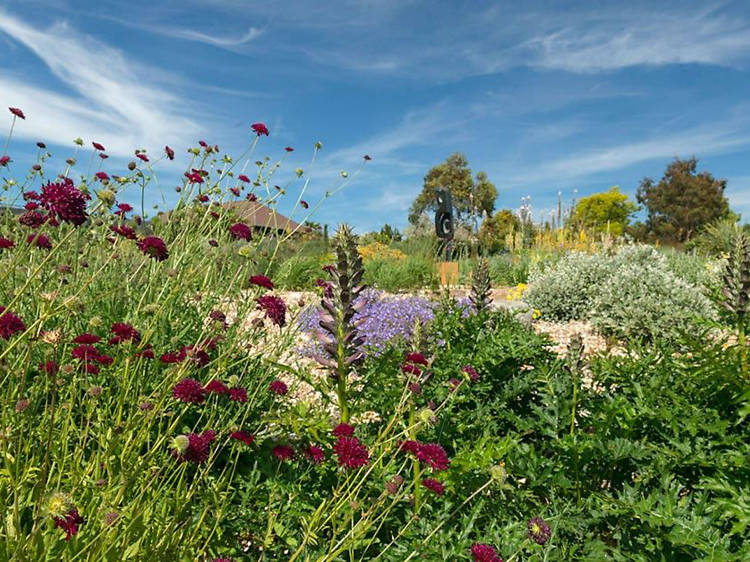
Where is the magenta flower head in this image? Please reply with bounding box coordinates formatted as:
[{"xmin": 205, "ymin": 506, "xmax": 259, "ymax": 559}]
[
  {"xmin": 527, "ymin": 517, "xmax": 551, "ymax": 545},
  {"xmin": 109, "ymin": 322, "xmax": 140, "ymax": 345},
  {"xmin": 27, "ymin": 233, "xmax": 52, "ymax": 249},
  {"xmin": 136, "ymin": 153, "xmax": 149, "ymax": 162},
  {"xmin": 172, "ymin": 378, "xmax": 206, "ymax": 404},
  {"xmin": 164, "ymin": 145, "xmax": 175, "ymax": 160},
  {"xmin": 305, "ymin": 445, "xmax": 324, "ymax": 464},
  {"xmin": 285, "ymin": 146, "xmax": 294, "ymax": 152},
  {"xmin": 228, "ymin": 386, "xmax": 247, "ymax": 402},
  {"xmin": 8, "ymin": 107, "xmax": 25, "ymax": 120},
  {"xmin": 230, "ymin": 431, "xmax": 254, "ymax": 445},
  {"xmin": 471, "ymin": 543, "xmax": 502, "ymax": 562},
  {"xmin": 256, "ymin": 295, "xmax": 286, "ymax": 327},
  {"xmin": 238, "ymin": 174, "xmax": 250, "ymax": 183},
  {"xmin": 332, "ymin": 423, "xmax": 355, "ymax": 438},
  {"xmin": 0, "ymin": 307, "xmax": 25, "ymax": 340},
  {"xmin": 137, "ymin": 236, "xmax": 169, "ymax": 261},
  {"xmin": 463, "ymin": 365, "xmax": 479, "ymax": 381},
  {"xmin": 73, "ymin": 333, "xmax": 101, "ymax": 344},
  {"xmin": 333, "ymin": 436, "xmax": 369, "ymax": 469},
  {"xmin": 0, "ymin": 237, "xmax": 14, "ymax": 249},
  {"xmin": 0, "ymin": 155, "xmax": 10, "ymax": 167},
  {"xmin": 92, "ymin": 142, "xmax": 105, "ymax": 151},
  {"xmin": 173, "ymin": 430, "xmax": 216, "ymax": 464},
  {"xmin": 405, "ymin": 352, "xmax": 429, "ymax": 366},
  {"xmin": 300, "ymin": 200, "xmax": 309, "ymax": 209},
  {"xmin": 272, "ymin": 445, "xmax": 294, "ymax": 462},
  {"xmin": 251, "ymin": 122, "xmax": 269, "ymax": 136},
  {"xmin": 363, "ymin": 154, "xmax": 372, "ymax": 161},
  {"xmin": 269, "ymin": 380, "xmax": 288, "ymax": 396},
  {"xmin": 40, "ymin": 178, "xmax": 89, "ymax": 226},
  {"xmin": 421, "ymin": 477, "xmax": 444, "ymax": 496},
  {"xmin": 53, "ymin": 509, "xmax": 84, "ymax": 541},
  {"xmin": 249, "ymin": 274, "xmax": 274, "ymax": 290},
  {"xmin": 204, "ymin": 379, "xmax": 229, "ymax": 395},
  {"xmin": 95, "ymin": 172, "xmax": 109, "ymax": 181},
  {"xmin": 229, "ymin": 223, "xmax": 252, "ymax": 241}
]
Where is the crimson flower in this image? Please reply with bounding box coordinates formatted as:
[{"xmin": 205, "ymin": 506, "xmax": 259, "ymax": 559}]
[
  {"xmin": 109, "ymin": 322, "xmax": 140, "ymax": 344},
  {"xmin": 405, "ymin": 352, "xmax": 428, "ymax": 366},
  {"xmin": 300, "ymin": 200, "xmax": 309, "ymax": 209},
  {"xmin": 471, "ymin": 543, "xmax": 502, "ymax": 562},
  {"xmin": 246, "ymin": 193, "xmax": 258, "ymax": 202},
  {"xmin": 269, "ymin": 380, "xmax": 288, "ymax": 396},
  {"xmin": 527, "ymin": 517, "xmax": 551, "ymax": 545},
  {"xmin": 401, "ymin": 364, "xmax": 421, "ymax": 376},
  {"xmin": 272, "ymin": 445, "xmax": 294, "ymax": 461},
  {"xmin": 229, "ymin": 223, "xmax": 252, "ymax": 241},
  {"xmin": 230, "ymin": 431, "xmax": 254, "ymax": 446},
  {"xmin": 40, "ymin": 178, "xmax": 89, "ymax": 226},
  {"xmin": 36, "ymin": 142, "xmax": 46, "ymax": 148},
  {"xmin": 138, "ymin": 236, "xmax": 169, "ymax": 261},
  {"xmin": 333, "ymin": 436, "xmax": 369, "ymax": 469},
  {"xmin": 463, "ymin": 365, "xmax": 479, "ymax": 381},
  {"xmin": 73, "ymin": 333, "xmax": 101, "ymax": 344},
  {"xmin": 92, "ymin": 142, "xmax": 105, "ymax": 151},
  {"xmin": 110, "ymin": 225, "xmax": 136, "ymax": 240},
  {"xmin": 238, "ymin": 174, "xmax": 250, "ymax": 183},
  {"xmin": 27, "ymin": 233, "xmax": 52, "ymax": 249},
  {"xmin": 249, "ymin": 274, "xmax": 274, "ymax": 290},
  {"xmin": 24, "ymin": 202, "xmax": 39, "ymax": 211},
  {"xmin": 40, "ymin": 361, "xmax": 59, "ymax": 375},
  {"xmin": 115, "ymin": 203, "xmax": 133, "ymax": 215},
  {"xmin": 0, "ymin": 155, "xmax": 10, "ymax": 167},
  {"xmin": 135, "ymin": 347, "xmax": 155, "ymax": 359},
  {"xmin": 8, "ymin": 107, "xmax": 25, "ymax": 119},
  {"xmin": 229, "ymin": 387, "xmax": 247, "ymax": 402},
  {"xmin": 136, "ymin": 153, "xmax": 149, "ymax": 162},
  {"xmin": 95, "ymin": 172, "xmax": 109, "ymax": 181},
  {"xmin": 363, "ymin": 154, "xmax": 371, "ymax": 161},
  {"xmin": 332, "ymin": 423, "xmax": 355, "ymax": 438},
  {"xmin": 285, "ymin": 146, "xmax": 294, "ymax": 152},
  {"xmin": 0, "ymin": 307, "xmax": 25, "ymax": 339},
  {"xmin": 305, "ymin": 445, "xmax": 325, "ymax": 464},
  {"xmin": 53, "ymin": 509, "xmax": 84, "ymax": 541},
  {"xmin": 421, "ymin": 478, "xmax": 444, "ymax": 496},
  {"xmin": 174, "ymin": 430, "xmax": 216, "ymax": 464},
  {"xmin": 251, "ymin": 122, "xmax": 269, "ymax": 136},
  {"xmin": 256, "ymin": 295, "xmax": 286, "ymax": 327},
  {"xmin": 230, "ymin": 187, "xmax": 240, "ymax": 197},
  {"xmin": 172, "ymin": 378, "xmax": 206, "ymax": 404},
  {"xmin": 0, "ymin": 237, "xmax": 14, "ymax": 249},
  {"xmin": 198, "ymin": 140, "xmax": 207, "ymax": 147},
  {"xmin": 204, "ymin": 379, "xmax": 229, "ymax": 395},
  {"xmin": 165, "ymin": 145, "xmax": 175, "ymax": 160}
]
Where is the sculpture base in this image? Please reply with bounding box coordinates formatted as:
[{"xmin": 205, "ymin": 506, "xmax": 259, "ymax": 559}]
[{"xmin": 438, "ymin": 261, "xmax": 459, "ymax": 286}]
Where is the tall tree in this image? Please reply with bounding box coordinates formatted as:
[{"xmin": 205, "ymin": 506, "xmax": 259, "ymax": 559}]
[
  {"xmin": 408, "ymin": 153, "xmax": 497, "ymax": 225},
  {"xmin": 478, "ymin": 209, "xmax": 520, "ymax": 252},
  {"xmin": 570, "ymin": 186, "xmax": 637, "ymax": 236},
  {"xmin": 637, "ymin": 157, "xmax": 731, "ymax": 243}
]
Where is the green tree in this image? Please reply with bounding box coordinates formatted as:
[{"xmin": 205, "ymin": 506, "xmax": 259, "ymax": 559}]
[
  {"xmin": 570, "ymin": 186, "xmax": 637, "ymax": 235},
  {"xmin": 478, "ymin": 209, "xmax": 520, "ymax": 252},
  {"xmin": 637, "ymin": 157, "xmax": 731, "ymax": 243},
  {"xmin": 375, "ymin": 223, "xmax": 402, "ymax": 243},
  {"xmin": 408, "ymin": 153, "xmax": 497, "ymax": 225}
]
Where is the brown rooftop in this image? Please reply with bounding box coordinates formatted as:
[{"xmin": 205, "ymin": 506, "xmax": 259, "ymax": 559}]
[{"xmin": 220, "ymin": 200, "xmax": 306, "ymax": 233}]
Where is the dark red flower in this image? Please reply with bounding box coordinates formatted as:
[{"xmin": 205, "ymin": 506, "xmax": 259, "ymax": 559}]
[
  {"xmin": 322, "ymin": 264, "xmax": 336, "ymax": 274},
  {"xmin": 99, "ymin": 153, "xmax": 109, "ymax": 159},
  {"xmin": 135, "ymin": 347, "xmax": 155, "ymax": 359},
  {"xmin": 165, "ymin": 145, "xmax": 175, "ymax": 160},
  {"xmin": 40, "ymin": 361, "xmax": 58, "ymax": 375},
  {"xmin": 415, "ymin": 442, "xmax": 450, "ymax": 471},
  {"xmin": 8, "ymin": 107, "xmax": 25, "ymax": 120},
  {"xmin": 333, "ymin": 436, "xmax": 369, "ymax": 469},
  {"xmin": 205, "ymin": 379, "xmax": 229, "ymax": 395},
  {"xmin": 53, "ymin": 509, "xmax": 84, "ymax": 541},
  {"xmin": 73, "ymin": 333, "xmax": 101, "ymax": 344},
  {"xmin": 315, "ymin": 278, "xmax": 334, "ymax": 298},
  {"xmin": 138, "ymin": 236, "xmax": 169, "ymax": 261},
  {"xmin": 160, "ymin": 350, "xmax": 185, "ymax": 364},
  {"xmin": 230, "ymin": 431, "xmax": 254, "ymax": 446},
  {"xmin": 285, "ymin": 146, "xmax": 294, "ymax": 152},
  {"xmin": 208, "ymin": 239, "xmax": 218, "ymax": 247},
  {"xmin": 527, "ymin": 517, "xmax": 551, "ymax": 545},
  {"xmin": 110, "ymin": 224, "xmax": 136, "ymax": 240},
  {"xmin": 471, "ymin": 543, "xmax": 502, "ymax": 562},
  {"xmin": 401, "ymin": 364, "xmax": 421, "ymax": 376},
  {"xmin": 0, "ymin": 307, "xmax": 25, "ymax": 339},
  {"xmin": 0, "ymin": 237, "xmax": 14, "ymax": 249},
  {"xmin": 251, "ymin": 122, "xmax": 269, "ymax": 136},
  {"xmin": 92, "ymin": 142, "xmax": 105, "ymax": 151},
  {"xmin": 421, "ymin": 477, "xmax": 444, "ymax": 496},
  {"xmin": 36, "ymin": 142, "xmax": 46, "ymax": 149},
  {"xmin": 185, "ymin": 171, "xmax": 203, "ymax": 184},
  {"xmin": 198, "ymin": 194, "xmax": 209, "ymax": 203},
  {"xmin": 23, "ymin": 191, "xmax": 40, "ymax": 201},
  {"xmin": 114, "ymin": 203, "xmax": 133, "ymax": 216},
  {"xmin": 300, "ymin": 200, "xmax": 309, "ymax": 209},
  {"xmin": 27, "ymin": 233, "xmax": 52, "ymax": 249},
  {"xmin": 109, "ymin": 322, "xmax": 140, "ymax": 344},
  {"xmin": 332, "ymin": 423, "xmax": 355, "ymax": 438},
  {"xmin": 172, "ymin": 378, "xmax": 206, "ymax": 404},
  {"xmin": 136, "ymin": 153, "xmax": 149, "ymax": 162},
  {"xmin": 229, "ymin": 223, "xmax": 252, "ymax": 241},
  {"xmin": 385, "ymin": 474, "xmax": 405, "ymax": 495},
  {"xmin": 246, "ymin": 193, "xmax": 258, "ymax": 202},
  {"xmin": 269, "ymin": 380, "xmax": 288, "ymax": 396},
  {"xmin": 0, "ymin": 155, "xmax": 10, "ymax": 167},
  {"xmin": 256, "ymin": 295, "xmax": 286, "ymax": 327},
  {"xmin": 463, "ymin": 365, "xmax": 479, "ymax": 381},
  {"xmin": 175, "ymin": 430, "xmax": 216, "ymax": 464},
  {"xmin": 198, "ymin": 140, "xmax": 207, "ymax": 148},
  {"xmin": 40, "ymin": 178, "xmax": 90, "ymax": 226},
  {"xmin": 24, "ymin": 201, "xmax": 39, "ymax": 211},
  {"xmin": 305, "ymin": 445, "xmax": 325, "ymax": 464},
  {"xmin": 238, "ymin": 174, "xmax": 250, "ymax": 183},
  {"xmin": 272, "ymin": 445, "xmax": 294, "ymax": 461},
  {"xmin": 250, "ymin": 275, "xmax": 274, "ymax": 290},
  {"xmin": 363, "ymin": 154, "xmax": 371, "ymax": 161},
  {"xmin": 94, "ymin": 172, "xmax": 109, "ymax": 182},
  {"xmin": 228, "ymin": 386, "xmax": 247, "ymax": 402},
  {"xmin": 405, "ymin": 352, "xmax": 428, "ymax": 366},
  {"xmin": 230, "ymin": 187, "xmax": 240, "ymax": 197},
  {"xmin": 18, "ymin": 210, "xmax": 46, "ymax": 228}
]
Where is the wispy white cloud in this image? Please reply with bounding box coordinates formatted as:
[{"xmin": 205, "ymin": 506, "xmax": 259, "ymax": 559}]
[
  {"xmin": 0, "ymin": 9, "xmax": 201, "ymax": 156},
  {"xmin": 140, "ymin": 24, "xmax": 263, "ymax": 49}
]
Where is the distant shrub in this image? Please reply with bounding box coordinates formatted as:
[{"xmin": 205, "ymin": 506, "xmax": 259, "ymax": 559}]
[
  {"xmin": 364, "ymin": 255, "xmax": 436, "ymax": 292},
  {"xmin": 358, "ymin": 241, "xmax": 406, "ymax": 262}
]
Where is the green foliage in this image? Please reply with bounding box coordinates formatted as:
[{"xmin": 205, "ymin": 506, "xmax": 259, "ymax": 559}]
[
  {"xmin": 363, "ymin": 254, "xmax": 437, "ymax": 292},
  {"xmin": 478, "ymin": 209, "xmax": 520, "ymax": 253},
  {"xmin": 408, "ymin": 153, "xmax": 497, "ymax": 226},
  {"xmin": 637, "ymin": 157, "xmax": 732, "ymax": 243},
  {"xmin": 570, "ymin": 186, "xmax": 637, "ymax": 236}
]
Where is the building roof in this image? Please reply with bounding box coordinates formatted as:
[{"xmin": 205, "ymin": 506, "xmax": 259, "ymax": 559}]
[{"xmin": 221, "ymin": 200, "xmax": 306, "ymax": 232}]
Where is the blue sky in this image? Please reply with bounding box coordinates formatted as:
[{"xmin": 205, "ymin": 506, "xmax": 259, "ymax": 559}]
[{"xmin": 1, "ymin": 0, "xmax": 750, "ymax": 232}]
